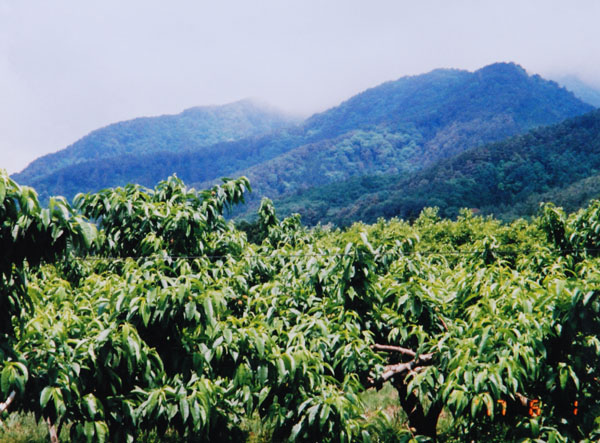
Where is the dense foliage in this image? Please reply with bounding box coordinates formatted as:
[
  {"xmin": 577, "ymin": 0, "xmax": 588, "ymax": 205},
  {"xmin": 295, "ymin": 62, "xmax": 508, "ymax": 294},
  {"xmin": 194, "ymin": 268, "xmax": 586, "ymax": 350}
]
[
  {"xmin": 14, "ymin": 63, "xmax": 591, "ymax": 205},
  {"xmin": 2, "ymin": 170, "xmax": 600, "ymax": 441},
  {"xmin": 0, "ymin": 171, "xmax": 94, "ymax": 363},
  {"xmin": 275, "ymin": 109, "xmax": 600, "ymax": 226}
]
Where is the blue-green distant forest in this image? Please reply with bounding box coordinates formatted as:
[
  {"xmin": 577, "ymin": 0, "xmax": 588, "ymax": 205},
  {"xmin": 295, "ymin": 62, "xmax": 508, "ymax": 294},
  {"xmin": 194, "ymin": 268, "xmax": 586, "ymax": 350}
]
[
  {"xmin": 275, "ymin": 109, "xmax": 600, "ymax": 226},
  {"xmin": 11, "ymin": 62, "xmax": 599, "ymax": 224},
  {"xmin": 13, "ymin": 99, "xmax": 300, "ymax": 195}
]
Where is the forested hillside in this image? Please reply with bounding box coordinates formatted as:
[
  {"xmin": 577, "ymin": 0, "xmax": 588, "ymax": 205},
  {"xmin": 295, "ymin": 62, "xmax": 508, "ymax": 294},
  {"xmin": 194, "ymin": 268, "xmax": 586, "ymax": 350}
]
[
  {"xmin": 275, "ymin": 109, "xmax": 600, "ymax": 226},
  {"xmin": 13, "ymin": 99, "xmax": 298, "ymax": 191},
  {"xmin": 2, "ymin": 170, "xmax": 600, "ymax": 442},
  {"xmin": 199, "ymin": 62, "xmax": 593, "ymax": 200},
  {"xmin": 13, "ymin": 63, "xmax": 593, "ymax": 204}
]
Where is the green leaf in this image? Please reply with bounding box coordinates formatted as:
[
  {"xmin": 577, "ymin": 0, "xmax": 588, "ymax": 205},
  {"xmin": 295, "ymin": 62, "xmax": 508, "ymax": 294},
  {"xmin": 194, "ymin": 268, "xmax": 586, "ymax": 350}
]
[
  {"xmin": 319, "ymin": 403, "xmax": 331, "ymax": 428},
  {"xmin": 257, "ymin": 387, "xmax": 270, "ymax": 407},
  {"xmin": 474, "ymin": 371, "xmax": 485, "ymax": 392},
  {"xmin": 282, "ymin": 353, "xmax": 296, "ymax": 375},
  {"xmin": 223, "ymin": 328, "xmax": 233, "ymax": 345},
  {"xmin": 203, "ymin": 297, "xmax": 215, "ymax": 325},
  {"xmin": 530, "ymin": 418, "xmax": 540, "ymax": 438},
  {"xmin": 52, "ymin": 388, "xmax": 66, "ymax": 417},
  {"xmin": 94, "ymin": 421, "xmax": 108, "ymax": 443},
  {"xmin": 179, "ymin": 397, "xmax": 190, "ymax": 423},
  {"xmin": 290, "ymin": 421, "xmax": 303, "ymax": 441},
  {"xmin": 190, "ymin": 400, "xmax": 200, "ymax": 425},
  {"xmin": 84, "ymin": 394, "xmax": 98, "ymax": 418},
  {"xmin": 277, "ymin": 358, "xmax": 287, "ymax": 381},
  {"xmin": 40, "ymin": 386, "xmax": 53, "ymax": 408},
  {"xmin": 84, "ymin": 421, "xmax": 95, "ymax": 442},
  {"xmin": 41, "ymin": 209, "xmax": 51, "ymax": 228},
  {"xmin": 449, "ymin": 390, "xmax": 466, "ymax": 414},
  {"xmin": 471, "ymin": 396, "xmax": 480, "ymax": 418},
  {"xmin": 478, "ymin": 326, "xmax": 491, "ymax": 355},
  {"xmin": 185, "ymin": 301, "xmax": 196, "ymax": 321},
  {"xmin": 127, "ymin": 335, "xmax": 141, "ymax": 363},
  {"xmin": 78, "ymin": 220, "xmax": 96, "ymax": 248},
  {"xmin": 0, "ymin": 366, "xmax": 11, "ymax": 394},
  {"xmin": 258, "ymin": 365, "xmax": 268, "ymax": 385},
  {"xmin": 307, "ymin": 405, "xmax": 319, "ymax": 426},
  {"xmin": 96, "ymin": 328, "xmax": 111, "ymax": 344},
  {"xmin": 141, "ymin": 302, "xmax": 151, "ymax": 327},
  {"xmin": 583, "ymin": 291, "xmax": 594, "ymax": 306},
  {"xmin": 146, "ymin": 391, "xmax": 159, "ymax": 415},
  {"xmin": 559, "ymin": 367, "xmax": 568, "ymax": 390},
  {"xmin": 568, "ymin": 366, "xmax": 580, "ymax": 390},
  {"xmin": 255, "ymin": 337, "xmax": 265, "ymax": 357}
]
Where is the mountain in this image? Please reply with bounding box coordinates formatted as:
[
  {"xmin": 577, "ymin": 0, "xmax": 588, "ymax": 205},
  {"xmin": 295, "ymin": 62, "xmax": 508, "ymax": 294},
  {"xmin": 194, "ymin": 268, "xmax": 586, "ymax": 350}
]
[
  {"xmin": 277, "ymin": 109, "xmax": 600, "ymax": 226},
  {"xmin": 13, "ymin": 99, "xmax": 298, "ymax": 187},
  {"xmin": 223, "ymin": 62, "xmax": 593, "ymax": 205},
  {"xmin": 13, "ymin": 62, "xmax": 594, "ymax": 204},
  {"xmin": 554, "ymin": 75, "xmax": 600, "ymax": 108}
]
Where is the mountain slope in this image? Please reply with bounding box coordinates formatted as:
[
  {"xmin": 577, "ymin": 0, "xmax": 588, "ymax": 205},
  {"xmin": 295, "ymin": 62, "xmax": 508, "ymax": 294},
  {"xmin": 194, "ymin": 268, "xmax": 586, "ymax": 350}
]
[
  {"xmin": 14, "ymin": 63, "xmax": 594, "ymax": 204},
  {"xmin": 223, "ymin": 62, "xmax": 593, "ymax": 202},
  {"xmin": 17, "ymin": 129, "xmax": 308, "ymax": 201},
  {"xmin": 554, "ymin": 75, "xmax": 600, "ymax": 108},
  {"xmin": 303, "ymin": 63, "xmax": 585, "ymax": 140},
  {"xmin": 277, "ymin": 109, "xmax": 600, "ymax": 226},
  {"xmin": 14, "ymin": 99, "xmax": 298, "ymax": 184}
]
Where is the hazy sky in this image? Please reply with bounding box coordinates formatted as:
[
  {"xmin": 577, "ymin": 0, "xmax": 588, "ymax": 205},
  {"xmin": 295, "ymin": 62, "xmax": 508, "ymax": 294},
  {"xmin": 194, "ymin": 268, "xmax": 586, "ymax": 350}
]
[{"xmin": 1, "ymin": 0, "xmax": 599, "ymax": 174}]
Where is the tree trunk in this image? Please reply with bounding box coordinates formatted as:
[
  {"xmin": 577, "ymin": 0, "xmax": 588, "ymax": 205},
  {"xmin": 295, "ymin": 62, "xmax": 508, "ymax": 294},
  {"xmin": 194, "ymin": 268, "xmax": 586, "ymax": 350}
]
[
  {"xmin": 46, "ymin": 417, "xmax": 59, "ymax": 443},
  {"xmin": 394, "ymin": 379, "xmax": 442, "ymax": 440}
]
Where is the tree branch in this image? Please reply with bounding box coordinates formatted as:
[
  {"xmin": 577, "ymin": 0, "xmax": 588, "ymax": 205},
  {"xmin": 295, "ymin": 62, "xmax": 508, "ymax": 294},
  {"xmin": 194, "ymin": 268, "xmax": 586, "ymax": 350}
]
[
  {"xmin": 514, "ymin": 392, "xmax": 530, "ymax": 408},
  {"xmin": 371, "ymin": 344, "xmax": 417, "ymax": 357},
  {"xmin": 367, "ymin": 352, "xmax": 434, "ymax": 387},
  {"xmin": 0, "ymin": 390, "xmax": 16, "ymax": 414},
  {"xmin": 380, "ymin": 353, "xmax": 434, "ymax": 382}
]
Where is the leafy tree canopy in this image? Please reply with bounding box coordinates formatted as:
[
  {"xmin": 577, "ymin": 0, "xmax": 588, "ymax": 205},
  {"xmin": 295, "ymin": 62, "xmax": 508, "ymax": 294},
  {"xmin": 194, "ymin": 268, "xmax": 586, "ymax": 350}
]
[{"xmin": 1, "ymin": 172, "xmax": 600, "ymax": 441}]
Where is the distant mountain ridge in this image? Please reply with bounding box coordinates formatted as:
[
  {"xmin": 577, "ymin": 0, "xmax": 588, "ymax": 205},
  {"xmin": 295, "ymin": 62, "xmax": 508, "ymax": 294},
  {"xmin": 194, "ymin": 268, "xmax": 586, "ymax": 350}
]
[
  {"xmin": 12, "ymin": 62, "xmax": 594, "ymax": 208},
  {"xmin": 221, "ymin": 62, "xmax": 592, "ymax": 204},
  {"xmin": 276, "ymin": 109, "xmax": 600, "ymax": 226},
  {"xmin": 14, "ymin": 99, "xmax": 298, "ymax": 184}
]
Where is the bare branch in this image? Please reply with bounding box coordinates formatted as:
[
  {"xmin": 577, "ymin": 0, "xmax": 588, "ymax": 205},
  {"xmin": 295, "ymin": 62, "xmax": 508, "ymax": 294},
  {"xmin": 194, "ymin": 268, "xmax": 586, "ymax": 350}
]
[
  {"xmin": 383, "ymin": 353, "xmax": 433, "ymax": 380},
  {"xmin": 368, "ymin": 353, "xmax": 434, "ymax": 386},
  {"xmin": 381, "ymin": 361, "xmax": 416, "ymax": 381},
  {"xmin": 0, "ymin": 391, "xmax": 16, "ymax": 414},
  {"xmin": 371, "ymin": 344, "xmax": 417, "ymax": 357},
  {"xmin": 514, "ymin": 392, "xmax": 531, "ymax": 408}
]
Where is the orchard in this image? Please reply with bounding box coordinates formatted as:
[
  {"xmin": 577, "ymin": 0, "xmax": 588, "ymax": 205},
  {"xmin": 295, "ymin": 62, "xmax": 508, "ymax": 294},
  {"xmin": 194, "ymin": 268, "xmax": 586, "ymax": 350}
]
[{"xmin": 1, "ymin": 169, "xmax": 599, "ymax": 441}]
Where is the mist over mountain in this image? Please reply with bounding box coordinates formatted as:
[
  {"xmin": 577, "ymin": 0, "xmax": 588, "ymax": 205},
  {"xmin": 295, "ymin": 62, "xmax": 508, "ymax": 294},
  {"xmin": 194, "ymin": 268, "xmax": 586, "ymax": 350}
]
[
  {"xmin": 553, "ymin": 75, "xmax": 600, "ymax": 108},
  {"xmin": 12, "ymin": 62, "xmax": 594, "ymax": 210},
  {"xmin": 13, "ymin": 99, "xmax": 298, "ymax": 185}
]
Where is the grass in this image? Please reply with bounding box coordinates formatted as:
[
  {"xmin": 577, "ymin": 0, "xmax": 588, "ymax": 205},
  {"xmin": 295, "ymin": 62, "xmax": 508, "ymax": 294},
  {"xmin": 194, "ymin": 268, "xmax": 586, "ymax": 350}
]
[
  {"xmin": 361, "ymin": 382, "xmax": 401, "ymax": 414},
  {"xmin": 0, "ymin": 385, "xmax": 439, "ymax": 442},
  {"xmin": 360, "ymin": 382, "xmax": 419, "ymax": 442},
  {"xmin": 0, "ymin": 412, "xmax": 55, "ymax": 443}
]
